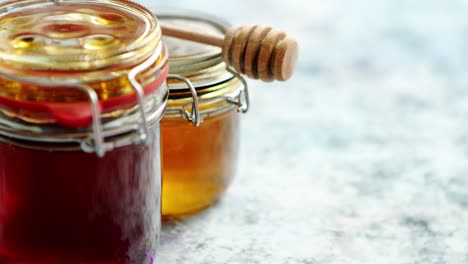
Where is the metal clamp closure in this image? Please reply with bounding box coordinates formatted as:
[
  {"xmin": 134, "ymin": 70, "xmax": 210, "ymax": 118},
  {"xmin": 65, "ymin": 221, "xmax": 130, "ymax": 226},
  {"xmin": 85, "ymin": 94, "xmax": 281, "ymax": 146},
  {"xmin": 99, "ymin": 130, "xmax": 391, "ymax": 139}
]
[
  {"xmin": 225, "ymin": 67, "xmax": 250, "ymax": 113},
  {"xmin": 0, "ymin": 44, "xmax": 167, "ymax": 157},
  {"xmin": 165, "ymin": 68, "xmax": 249, "ymax": 123},
  {"xmin": 82, "ymin": 46, "xmax": 166, "ymax": 156},
  {"xmin": 76, "ymin": 85, "xmax": 106, "ymax": 157},
  {"xmin": 167, "ymin": 74, "xmax": 202, "ymax": 127}
]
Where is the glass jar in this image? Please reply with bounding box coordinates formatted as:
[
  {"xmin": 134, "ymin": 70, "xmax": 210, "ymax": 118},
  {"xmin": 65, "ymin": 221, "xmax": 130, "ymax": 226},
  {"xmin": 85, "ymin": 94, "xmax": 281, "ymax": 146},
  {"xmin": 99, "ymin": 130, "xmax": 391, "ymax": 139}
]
[
  {"xmin": 0, "ymin": 1, "xmax": 167, "ymax": 263},
  {"xmin": 158, "ymin": 12, "xmax": 250, "ymax": 217}
]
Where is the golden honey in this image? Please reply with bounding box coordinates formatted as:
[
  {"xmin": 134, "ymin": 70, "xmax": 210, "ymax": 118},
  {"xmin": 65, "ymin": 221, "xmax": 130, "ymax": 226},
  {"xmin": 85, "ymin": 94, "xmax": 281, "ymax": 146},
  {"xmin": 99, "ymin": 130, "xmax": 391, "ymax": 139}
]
[{"xmin": 162, "ymin": 108, "xmax": 240, "ymax": 215}]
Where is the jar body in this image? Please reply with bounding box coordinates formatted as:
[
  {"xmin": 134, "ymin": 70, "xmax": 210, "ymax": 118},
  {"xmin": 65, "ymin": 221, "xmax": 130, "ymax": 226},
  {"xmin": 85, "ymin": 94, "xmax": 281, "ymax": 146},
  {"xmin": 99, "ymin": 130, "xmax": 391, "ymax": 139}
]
[
  {"xmin": 0, "ymin": 124, "xmax": 161, "ymax": 263},
  {"xmin": 161, "ymin": 74, "xmax": 246, "ymax": 219},
  {"xmin": 0, "ymin": 0, "xmax": 167, "ymax": 262},
  {"xmin": 161, "ymin": 96, "xmax": 241, "ymax": 217}
]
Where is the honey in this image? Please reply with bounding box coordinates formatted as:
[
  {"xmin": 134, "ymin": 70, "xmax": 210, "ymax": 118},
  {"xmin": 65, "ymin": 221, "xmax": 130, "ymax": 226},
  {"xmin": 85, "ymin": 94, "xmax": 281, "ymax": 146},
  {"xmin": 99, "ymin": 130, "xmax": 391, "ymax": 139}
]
[
  {"xmin": 162, "ymin": 89, "xmax": 241, "ymax": 216},
  {"xmin": 0, "ymin": 128, "xmax": 161, "ymax": 263},
  {"xmin": 158, "ymin": 13, "xmax": 249, "ymax": 217}
]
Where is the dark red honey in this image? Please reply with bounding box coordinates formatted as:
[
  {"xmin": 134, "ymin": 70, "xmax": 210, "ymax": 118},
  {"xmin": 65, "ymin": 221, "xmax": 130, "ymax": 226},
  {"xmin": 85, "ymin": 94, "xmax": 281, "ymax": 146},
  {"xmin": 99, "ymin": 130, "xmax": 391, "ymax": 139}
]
[
  {"xmin": 0, "ymin": 128, "xmax": 160, "ymax": 264},
  {"xmin": 0, "ymin": 1, "xmax": 165, "ymax": 262}
]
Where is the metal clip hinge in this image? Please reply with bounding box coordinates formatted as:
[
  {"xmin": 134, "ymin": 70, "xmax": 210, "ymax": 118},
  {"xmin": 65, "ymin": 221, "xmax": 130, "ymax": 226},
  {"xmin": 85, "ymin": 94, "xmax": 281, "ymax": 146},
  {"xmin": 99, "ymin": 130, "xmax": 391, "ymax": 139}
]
[
  {"xmin": 167, "ymin": 74, "xmax": 202, "ymax": 127},
  {"xmin": 77, "ymin": 85, "xmax": 106, "ymax": 157},
  {"xmin": 82, "ymin": 46, "xmax": 165, "ymax": 156},
  {"xmin": 226, "ymin": 67, "xmax": 250, "ymax": 113}
]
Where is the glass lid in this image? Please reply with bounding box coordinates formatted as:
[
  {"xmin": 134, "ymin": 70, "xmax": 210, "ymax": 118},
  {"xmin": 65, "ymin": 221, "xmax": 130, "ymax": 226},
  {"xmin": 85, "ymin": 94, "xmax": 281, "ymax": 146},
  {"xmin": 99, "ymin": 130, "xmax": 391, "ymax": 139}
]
[{"xmin": 0, "ymin": 0, "xmax": 161, "ymax": 71}]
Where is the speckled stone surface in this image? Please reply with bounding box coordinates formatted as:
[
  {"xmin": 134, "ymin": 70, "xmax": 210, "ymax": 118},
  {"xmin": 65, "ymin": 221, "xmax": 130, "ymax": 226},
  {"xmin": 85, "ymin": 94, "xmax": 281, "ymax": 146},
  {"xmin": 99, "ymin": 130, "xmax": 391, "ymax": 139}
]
[{"xmin": 138, "ymin": 0, "xmax": 468, "ymax": 263}]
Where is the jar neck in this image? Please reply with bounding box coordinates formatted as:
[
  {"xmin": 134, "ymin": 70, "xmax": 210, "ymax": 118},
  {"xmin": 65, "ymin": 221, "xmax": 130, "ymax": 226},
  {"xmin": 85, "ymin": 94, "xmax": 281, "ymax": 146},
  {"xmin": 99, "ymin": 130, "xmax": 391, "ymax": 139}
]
[
  {"xmin": 165, "ymin": 76, "xmax": 248, "ymax": 121},
  {"xmin": 0, "ymin": 43, "xmax": 166, "ymax": 103},
  {"xmin": 0, "ymin": 44, "xmax": 168, "ymax": 127},
  {"xmin": 0, "ymin": 79, "xmax": 169, "ymax": 156}
]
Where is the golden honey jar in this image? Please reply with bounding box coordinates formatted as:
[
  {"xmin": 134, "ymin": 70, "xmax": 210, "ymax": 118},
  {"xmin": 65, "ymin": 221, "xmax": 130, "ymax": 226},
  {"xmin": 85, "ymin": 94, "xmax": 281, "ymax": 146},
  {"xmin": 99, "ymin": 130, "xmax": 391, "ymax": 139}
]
[{"xmin": 158, "ymin": 12, "xmax": 250, "ymax": 217}]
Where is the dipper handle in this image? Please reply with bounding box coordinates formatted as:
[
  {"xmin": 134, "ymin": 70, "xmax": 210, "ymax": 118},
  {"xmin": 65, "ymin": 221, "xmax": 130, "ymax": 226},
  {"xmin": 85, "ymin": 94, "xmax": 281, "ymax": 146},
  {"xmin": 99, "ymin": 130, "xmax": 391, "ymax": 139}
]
[{"xmin": 160, "ymin": 24, "xmax": 299, "ymax": 82}]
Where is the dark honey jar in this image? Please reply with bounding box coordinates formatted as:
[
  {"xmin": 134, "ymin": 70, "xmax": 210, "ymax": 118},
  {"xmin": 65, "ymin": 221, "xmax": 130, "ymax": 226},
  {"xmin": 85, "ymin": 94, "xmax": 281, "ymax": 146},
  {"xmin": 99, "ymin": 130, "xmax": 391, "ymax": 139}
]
[
  {"xmin": 158, "ymin": 12, "xmax": 249, "ymax": 217},
  {"xmin": 0, "ymin": 0, "xmax": 167, "ymax": 263}
]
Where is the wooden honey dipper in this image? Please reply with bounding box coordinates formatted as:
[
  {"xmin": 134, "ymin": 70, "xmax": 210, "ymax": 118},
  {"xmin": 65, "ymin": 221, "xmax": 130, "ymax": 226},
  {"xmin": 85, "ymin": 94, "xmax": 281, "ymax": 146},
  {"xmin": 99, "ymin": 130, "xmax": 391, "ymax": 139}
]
[{"xmin": 160, "ymin": 24, "xmax": 299, "ymax": 82}]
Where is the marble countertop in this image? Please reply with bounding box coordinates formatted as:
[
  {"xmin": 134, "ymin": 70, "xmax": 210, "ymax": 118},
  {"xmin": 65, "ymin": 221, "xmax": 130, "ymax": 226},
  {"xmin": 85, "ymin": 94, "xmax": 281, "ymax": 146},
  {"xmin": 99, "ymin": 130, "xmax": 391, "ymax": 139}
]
[{"xmin": 138, "ymin": 0, "xmax": 468, "ymax": 263}]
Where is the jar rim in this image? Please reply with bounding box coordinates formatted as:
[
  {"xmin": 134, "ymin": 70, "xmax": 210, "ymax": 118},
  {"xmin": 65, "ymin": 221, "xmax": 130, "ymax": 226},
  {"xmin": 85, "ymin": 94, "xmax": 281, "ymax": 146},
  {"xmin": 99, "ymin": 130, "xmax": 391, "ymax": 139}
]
[{"xmin": 156, "ymin": 10, "xmax": 234, "ymax": 90}]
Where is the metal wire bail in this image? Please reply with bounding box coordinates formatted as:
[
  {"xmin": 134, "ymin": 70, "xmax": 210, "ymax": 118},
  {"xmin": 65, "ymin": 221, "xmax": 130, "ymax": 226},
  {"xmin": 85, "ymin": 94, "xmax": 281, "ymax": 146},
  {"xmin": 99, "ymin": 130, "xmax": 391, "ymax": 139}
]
[
  {"xmin": 76, "ymin": 85, "xmax": 106, "ymax": 157},
  {"xmin": 226, "ymin": 67, "xmax": 250, "ymax": 113},
  {"xmin": 167, "ymin": 74, "xmax": 202, "ymax": 127},
  {"xmin": 127, "ymin": 47, "xmax": 164, "ymax": 146},
  {"xmin": 82, "ymin": 45, "xmax": 165, "ymax": 156}
]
